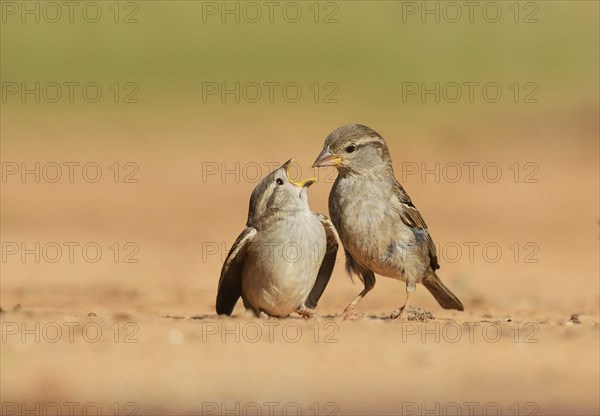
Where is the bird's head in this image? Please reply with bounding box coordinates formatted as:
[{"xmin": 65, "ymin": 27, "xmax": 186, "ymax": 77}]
[
  {"xmin": 247, "ymin": 158, "xmax": 316, "ymax": 227},
  {"xmin": 312, "ymin": 124, "xmax": 392, "ymax": 175}
]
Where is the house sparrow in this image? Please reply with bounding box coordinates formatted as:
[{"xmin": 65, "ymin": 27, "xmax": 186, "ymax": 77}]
[
  {"xmin": 216, "ymin": 159, "xmax": 338, "ymax": 318},
  {"xmin": 313, "ymin": 124, "xmax": 464, "ymax": 320}
]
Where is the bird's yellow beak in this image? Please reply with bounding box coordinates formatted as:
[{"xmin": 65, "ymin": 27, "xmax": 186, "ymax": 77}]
[
  {"xmin": 283, "ymin": 158, "xmax": 317, "ymax": 188},
  {"xmin": 312, "ymin": 148, "xmax": 342, "ymax": 167},
  {"xmin": 291, "ymin": 176, "xmax": 317, "ymax": 187}
]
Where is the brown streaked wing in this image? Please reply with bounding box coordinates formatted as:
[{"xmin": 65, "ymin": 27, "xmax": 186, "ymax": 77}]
[{"xmin": 393, "ymin": 180, "xmax": 440, "ymax": 270}]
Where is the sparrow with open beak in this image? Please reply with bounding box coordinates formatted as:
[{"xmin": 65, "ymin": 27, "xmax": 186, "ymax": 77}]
[
  {"xmin": 313, "ymin": 125, "xmax": 463, "ymax": 320},
  {"xmin": 216, "ymin": 159, "xmax": 339, "ymax": 318}
]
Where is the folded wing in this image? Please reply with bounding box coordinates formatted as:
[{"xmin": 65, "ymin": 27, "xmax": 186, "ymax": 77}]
[
  {"xmin": 215, "ymin": 227, "xmax": 257, "ymax": 315},
  {"xmin": 305, "ymin": 214, "xmax": 339, "ymax": 309}
]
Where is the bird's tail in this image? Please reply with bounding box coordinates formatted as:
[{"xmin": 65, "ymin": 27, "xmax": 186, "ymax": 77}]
[{"xmin": 423, "ymin": 273, "xmax": 464, "ymax": 311}]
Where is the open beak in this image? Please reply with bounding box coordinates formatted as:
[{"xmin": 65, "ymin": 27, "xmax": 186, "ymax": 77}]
[
  {"xmin": 293, "ymin": 177, "xmax": 316, "ymax": 188},
  {"xmin": 282, "ymin": 158, "xmax": 317, "ymax": 188},
  {"xmin": 312, "ymin": 148, "xmax": 342, "ymax": 167}
]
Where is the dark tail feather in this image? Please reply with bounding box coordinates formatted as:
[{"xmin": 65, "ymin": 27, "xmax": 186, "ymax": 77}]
[{"xmin": 423, "ymin": 273, "xmax": 464, "ymax": 311}]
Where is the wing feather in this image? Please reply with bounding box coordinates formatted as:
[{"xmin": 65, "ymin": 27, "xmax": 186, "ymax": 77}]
[
  {"xmin": 215, "ymin": 227, "xmax": 256, "ymax": 315},
  {"xmin": 305, "ymin": 214, "xmax": 339, "ymax": 309},
  {"xmin": 393, "ymin": 181, "xmax": 440, "ymax": 270}
]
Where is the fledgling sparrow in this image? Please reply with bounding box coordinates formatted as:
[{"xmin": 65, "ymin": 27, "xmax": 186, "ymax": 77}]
[
  {"xmin": 216, "ymin": 159, "xmax": 338, "ymax": 318},
  {"xmin": 313, "ymin": 124, "xmax": 463, "ymax": 320}
]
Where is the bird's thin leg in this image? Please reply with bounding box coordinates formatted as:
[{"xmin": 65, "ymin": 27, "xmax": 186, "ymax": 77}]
[
  {"xmin": 341, "ymin": 270, "xmax": 376, "ymax": 321},
  {"xmin": 391, "ymin": 282, "xmax": 415, "ymax": 320},
  {"xmin": 341, "ymin": 288, "xmax": 371, "ymax": 320}
]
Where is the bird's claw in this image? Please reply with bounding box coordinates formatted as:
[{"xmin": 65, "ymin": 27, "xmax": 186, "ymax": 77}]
[
  {"xmin": 340, "ymin": 308, "xmax": 361, "ymax": 321},
  {"xmin": 390, "ymin": 307, "xmax": 407, "ymax": 320},
  {"xmin": 296, "ymin": 308, "xmax": 315, "ymax": 320}
]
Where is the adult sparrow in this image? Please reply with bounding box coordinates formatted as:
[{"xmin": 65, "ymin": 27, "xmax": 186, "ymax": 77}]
[{"xmin": 313, "ymin": 125, "xmax": 463, "ymax": 320}]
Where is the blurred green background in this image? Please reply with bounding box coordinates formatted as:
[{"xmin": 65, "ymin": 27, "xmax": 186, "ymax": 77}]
[{"xmin": 1, "ymin": 1, "xmax": 598, "ymax": 126}]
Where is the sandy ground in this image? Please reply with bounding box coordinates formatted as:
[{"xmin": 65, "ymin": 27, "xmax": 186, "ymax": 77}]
[{"xmin": 1, "ymin": 107, "xmax": 599, "ymax": 415}]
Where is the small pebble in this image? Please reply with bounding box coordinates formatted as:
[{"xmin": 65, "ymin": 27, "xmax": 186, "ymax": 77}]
[{"xmin": 404, "ymin": 306, "xmax": 434, "ymax": 322}]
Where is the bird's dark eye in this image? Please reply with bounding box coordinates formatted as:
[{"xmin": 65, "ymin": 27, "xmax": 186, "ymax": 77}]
[
  {"xmin": 345, "ymin": 145, "xmax": 356, "ymax": 153},
  {"xmin": 276, "ymin": 178, "xmax": 284, "ymax": 185}
]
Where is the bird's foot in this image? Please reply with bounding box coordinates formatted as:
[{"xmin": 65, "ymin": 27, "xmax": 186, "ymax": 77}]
[
  {"xmin": 340, "ymin": 307, "xmax": 362, "ymax": 321},
  {"xmin": 390, "ymin": 307, "xmax": 407, "ymax": 320},
  {"xmin": 296, "ymin": 308, "xmax": 316, "ymax": 320}
]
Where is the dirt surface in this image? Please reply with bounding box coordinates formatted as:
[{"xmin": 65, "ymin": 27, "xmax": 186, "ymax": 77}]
[{"xmin": 1, "ymin": 111, "xmax": 599, "ymax": 415}]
